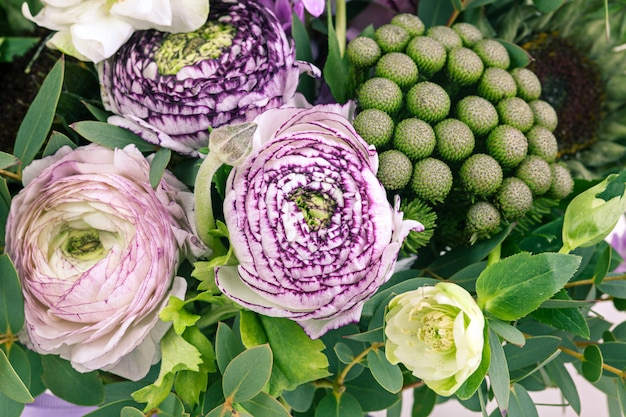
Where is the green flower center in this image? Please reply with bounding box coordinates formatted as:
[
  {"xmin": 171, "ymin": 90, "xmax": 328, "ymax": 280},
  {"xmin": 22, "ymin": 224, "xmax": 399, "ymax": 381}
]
[
  {"xmin": 155, "ymin": 21, "xmax": 236, "ymax": 75},
  {"xmin": 411, "ymin": 304, "xmax": 458, "ymax": 353},
  {"xmin": 291, "ymin": 190, "xmax": 337, "ymax": 230},
  {"xmin": 62, "ymin": 229, "xmax": 105, "ymax": 261},
  {"xmin": 522, "ymin": 32, "xmax": 605, "ymax": 156}
]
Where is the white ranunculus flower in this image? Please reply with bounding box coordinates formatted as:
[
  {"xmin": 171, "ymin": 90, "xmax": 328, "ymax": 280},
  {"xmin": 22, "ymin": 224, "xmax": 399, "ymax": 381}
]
[
  {"xmin": 5, "ymin": 144, "xmax": 206, "ymax": 380},
  {"xmin": 22, "ymin": 0, "xmax": 209, "ymax": 63},
  {"xmin": 384, "ymin": 282, "xmax": 485, "ymax": 396}
]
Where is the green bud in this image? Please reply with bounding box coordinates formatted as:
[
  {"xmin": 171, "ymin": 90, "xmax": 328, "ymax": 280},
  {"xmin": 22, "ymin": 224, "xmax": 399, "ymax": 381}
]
[
  {"xmin": 406, "ymin": 36, "xmax": 447, "ymax": 77},
  {"xmin": 466, "ymin": 201, "xmax": 501, "ymax": 241},
  {"xmin": 434, "ymin": 118, "xmax": 475, "ymax": 162},
  {"xmin": 528, "ymin": 99, "xmax": 558, "ymax": 132},
  {"xmin": 455, "ymin": 95, "xmax": 499, "ymax": 136},
  {"xmin": 446, "ymin": 47, "xmax": 484, "ymax": 86},
  {"xmin": 357, "ymin": 77, "xmax": 403, "ymax": 114},
  {"xmin": 353, "ymin": 108, "xmax": 395, "ymax": 148},
  {"xmin": 472, "ymin": 39, "xmax": 510, "ymax": 69},
  {"xmin": 411, "ymin": 157, "xmax": 453, "ymax": 204},
  {"xmin": 526, "ymin": 125, "xmax": 558, "ymax": 162},
  {"xmin": 510, "ymin": 67, "xmax": 542, "ymax": 101},
  {"xmin": 547, "ymin": 163, "xmax": 574, "ymax": 200},
  {"xmin": 406, "ymin": 81, "xmax": 451, "ymax": 123},
  {"xmin": 391, "ymin": 13, "xmax": 425, "ymax": 37},
  {"xmin": 497, "ymin": 97, "xmax": 535, "ymax": 133},
  {"xmin": 393, "ymin": 118, "xmax": 436, "ymax": 160},
  {"xmin": 515, "ymin": 155, "xmax": 553, "ymax": 195},
  {"xmin": 452, "ymin": 22, "xmax": 484, "ymax": 47},
  {"xmin": 377, "ymin": 150, "xmax": 413, "ymax": 190},
  {"xmin": 375, "ymin": 24, "xmax": 410, "ymax": 53},
  {"xmin": 477, "ymin": 67, "xmax": 517, "ymax": 102},
  {"xmin": 347, "ymin": 36, "xmax": 382, "ymax": 68},
  {"xmin": 486, "ymin": 125, "xmax": 528, "ymax": 169},
  {"xmin": 375, "ymin": 52, "xmax": 419, "ymax": 90},
  {"xmin": 426, "ymin": 25, "xmax": 463, "ymax": 51},
  {"xmin": 495, "ymin": 177, "xmax": 534, "ymax": 220},
  {"xmin": 460, "ymin": 153, "xmax": 503, "ymax": 197}
]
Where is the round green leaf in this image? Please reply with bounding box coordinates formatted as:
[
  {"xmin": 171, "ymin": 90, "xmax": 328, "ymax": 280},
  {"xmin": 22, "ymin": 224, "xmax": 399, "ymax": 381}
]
[
  {"xmin": 41, "ymin": 355, "xmax": 104, "ymax": 406},
  {"xmin": 366, "ymin": 349, "xmax": 403, "ymax": 394},
  {"xmin": 241, "ymin": 392, "xmax": 291, "ymax": 417},
  {"xmin": 222, "ymin": 344, "xmax": 272, "ymax": 403},
  {"xmin": 0, "ymin": 254, "xmax": 23, "ymax": 335},
  {"xmin": 314, "ymin": 392, "xmax": 362, "ymax": 417},
  {"xmin": 120, "ymin": 406, "xmax": 145, "ymax": 417},
  {"xmin": 582, "ymin": 344, "xmax": 603, "ymax": 383}
]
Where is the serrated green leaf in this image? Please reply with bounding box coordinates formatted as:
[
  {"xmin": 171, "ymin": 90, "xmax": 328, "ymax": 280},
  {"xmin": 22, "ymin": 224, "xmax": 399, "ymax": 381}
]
[
  {"xmin": 0, "ymin": 349, "xmax": 32, "ymax": 403},
  {"xmin": 475, "ymin": 252, "xmax": 581, "ymax": 321},
  {"xmin": 159, "ymin": 296, "xmax": 200, "ymax": 335},
  {"xmin": 215, "ymin": 322, "xmax": 245, "ymax": 375},
  {"xmin": 488, "ymin": 329, "xmax": 510, "ymax": 413},
  {"xmin": 582, "ymin": 344, "xmax": 603, "ymax": 383},
  {"xmin": 487, "ymin": 318, "xmax": 525, "ymax": 347},
  {"xmin": 222, "ymin": 345, "xmax": 272, "ymax": 403},
  {"xmin": 530, "ymin": 290, "xmax": 590, "ymax": 339},
  {"xmin": 149, "ymin": 147, "xmax": 171, "ymax": 189},
  {"xmin": 71, "ymin": 121, "xmax": 158, "ymax": 152},
  {"xmin": 41, "ymin": 355, "xmax": 104, "ymax": 406},
  {"xmin": 314, "ymin": 392, "xmax": 362, "ymax": 417},
  {"xmin": 367, "ymin": 349, "xmax": 403, "ymax": 394},
  {"xmin": 241, "ymin": 392, "xmax": 291, "ymax": 417},
  {"xmin": 508, "ymin": 383, "xmax": 538, "ymax": 417},
  {"xmin": 13, "ymin": 56, "xmax": 64, "ymax": 168},
  {"xmin": 174, "ymin": 326, "xmax": 216, "ymax": 407},
  {"xmin": 0, "ymin": 254, "xmax": 23, "ymax": 336}
]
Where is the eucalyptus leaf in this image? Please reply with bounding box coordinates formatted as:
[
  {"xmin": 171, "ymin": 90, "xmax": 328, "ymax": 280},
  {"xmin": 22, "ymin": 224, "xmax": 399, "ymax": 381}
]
[
  {"xmin": 41, "ymin": 355, "xmax": 104, "ymax": 406},
  {"xmin": 42, "ymin": 131, "xmax": 76, "ymax": 157},
  {"xmin": 241, "ymin": 391, "xmax": 291, "ymax": 417},
  {"xmin": 0, "ymin": 254, "xmax": 23, "ymax": 336},
  {"xmin": 544, "ymin": 358, "xmax": 581, "ymax": 415},
  {"xmin": 344, "ymin": 370, "xmax": 400, "ymax": 412},
  {"xmin": 314, "ymin": 392, "xmax": 362, "ymax": 417},
  {"xmin": 334, "ymin": 343, "xmax": 355, "ymax": 365},
  {"xmin": 593, "ymin": 244, "xmax": 612, "ymax": 285},
  {"xmin": 599, "ymin": 342, "xmax": 626, "ymax": 374},
  {"xmin": 13, "ymin": 56, "xmax": 64, "ymax": 168},
  {"xmin": 149, "ymin": 147, "xmax": 171, "ymax": 189},
  {"xmin": 0, "ymin": 152, "xmax": 19, "ymax": 170},
  {"xmin": 215, "ymin": 322, "xmax": 245, "ymax": 375},
  {"xmin": 282, "ymin": 383, "xmax": 317, "ymax": 413},
  {"xmin": 503, "ymin": 335, "xmax": 561, "ymax": 372},
  {"xmin": 598, "ymin": 279, "xmax": 626, "ymax": 298},
  {"xmin": 83, "ymin": 399, "xmax": 137, "ymax": 417},
  {"xmin": 71, "ymin": 121, "xmax": 158, "ymax": 152},
  {"xmin": 222, "ymin": 344, "xmax": 272, "ymax": 403},
  {"xmin": 120, "ymin": 406, "xmax": 145, "ymax": 417},
  {"xmin": 487, "ymin": 318, "xmax": 525, "ymax": 347},
  {"xmin": 487, "ymin": 329, "xmax": 510, "ymax": 413},
  {"xmin": 367, "ymin": 349, "xmax": 403, "ymax": 394},
  {"xmin": 476, "ymin": 252, "xmax": 581, "ymax": 321},
  {"xmin": 0, "ymin": 349, "xmax": 32, "ymax": 403},
  {"xmin": 617, "ymin": 378, "xmax": 626, "ymax": 416},
  {"xmin": 582, "ymin": 344, "xmax": 603, "ymax": 383},
  {"xmin": 507, "ymin": 383, "xmax": 538, "ymax": 417},
  {"xmin": 412, "ymin": 385, "xmax": 437, "ymax": 417}
]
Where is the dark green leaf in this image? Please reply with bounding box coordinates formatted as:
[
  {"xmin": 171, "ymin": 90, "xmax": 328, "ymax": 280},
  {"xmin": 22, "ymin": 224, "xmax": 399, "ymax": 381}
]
[
  {"xmin": 292, "ymin": 12, "xmax": 316, "ymax": 103},
  {"xmin": 599, "ymin": 342, "xmax": 626, "ymax": 374},
  {"xmin": 475, "ymin": 252, "xmax": 581, "ymax": 321},
  {"xmin": 598, "ymin": 279, "xmax": 626, "ymax": 298},
  {"xmin": 412, "ymin": 385, "xmax": 437, "ymax": 417},
  {"xmin": 465, "ymin": 0, "xmax": 500, "ymax": 9},
  {"xmin": 530, "ymin": 290, "xmax": 590, "ymax": 339},
  {"xmin": 545, "ymin": 357, "xmax": 581, "ymax": 415},
  {"xmin": 157, "ymin": 393, "xmax": 185, "ymax": 417},
  {"xmin": 503, "ymin": 335, "xmax": 561, "ymax": 372},
  {"xmin": 71, "ymin": 121, "xmax": 158, "ymax": 152},
  {"xmin": 617, "ymin": 378, "xmax": 626, "ymax": 416},
  {"xmin": 42, "ymin": 131, "xmax": 76, "ymax": 157},
  {"xmin": 343, "ymin": 327, "xmax": 384, "ymax": 343},
  {"xmin": 593, "ymin": 244, "xmax": 612, "ymax": 285},
  {"xmin": 507, "ymin": 383, "xmax": 538, "ymax": 417},
  {"xmin": 13, "ymin": 56, "xmax": 64, "ymax": 168},
  {"xmin": 0, "ymin": 349, "xmax": 32, "ymax": 403},
  {"xmin": 487, "ymin": 318, "xmax": 525, "ymax": 347},
  {"xmin": 83, "ymin": 400, "xmax": 137, "ymax": 417},
  {"xmin": 0, "ymin": 254, "xmax": 23, "ymax": 335},
  {"xmin": 344, "ymin": 370, "xmax": 400, "ymax": 411},
  {"xmin": 334, "ymin": 343, "xmax": 355, "ymax": 365},
  {"xmin": 41, "ymin": 355, "xmax": 104, "ymax": 405},
  {"xmin": 418, "ymin": 0, "xmax": 455, "ymax": 27},
  {"xmin": 532, "ymin": 0, "xmax": 566, "ymax": 13},
  {"xmin": 323, "ymin": 14, "xmax": 351, "ymax": 103},
  {"xmin": 241, "ymin": 392, "xmax": 291, "ymax": 417},
  {"xmin": 215, "ymin": 322, "xmax": 245, "ymax": 375},
  {"xmin": 0, "ymin": 37, "xmax": 38, "ymax": 62},
  {"xmin": 451, "ymin": 0, "xmax": 463, "ymax": 11},
  {"xmin": 367, "ymin": 349, "xmax": 403, "ymax": 394},
  {"xmin": 282, "ymin": 383, "xmax": 316, "ymax": 413},
  {"xmin": 0, "ymin": 177, "xmax": 10, "ymax": 248},
  {"xmin": 582, "ymin": 344, "xmax": 603, "ymax": 383},
  {"xmin": 488, "ymin": 329, "xmax": 510, "ymax": 413},
  {"xmin": 314, "ymin": 392, "xmax": 362, "ymax": 417},
  {"xmin": 596, "ymin": 170, "xmax": 626, "ymax": 202},
  {"xmin": 222, "ymin": 345, "xmax": 272, "ymax": 403},
  {"xmin": 149, "ymin": 148, "xmax": 171, "ymax": 189}
]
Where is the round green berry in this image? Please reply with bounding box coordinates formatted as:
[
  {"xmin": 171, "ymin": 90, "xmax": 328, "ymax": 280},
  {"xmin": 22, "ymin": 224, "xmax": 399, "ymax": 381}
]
[
  {"xmin": 405, "ymin": 36, "xmax": 447, "ymax": 77},
  {"xmin": 347, "ymin": 36, "xmax": 382, "ymax": 69},
  {"xmin": 353, "ymin": 108, "xmax": 395, "ymax": 148},
  {"xmin": 477, "ymin": 67, "xmax": 517, "ymax": 102},
  {"xmin": 426, "ymin": 25, "xmax": 463, "ymax": 51},
  {"xmin": 375, "ymin": 24, "xmax": 410, "ymax": 53},
  {"xmin": 393, "ymin": 118, "xmax": 436, "ymax": 160},
  {"xmin": 528, "ymin": 99, "xmax": 558, "ymax": 132},
  {"xmin": 460, "ymin": 153, "xmax": 503, "ymax": 196},
  {"xmin": 434, "ymin": 118, "xmax": 475, "ymax": 162},
  {"xmin": 495, "ymin": 177, "xmax": 533, "ymax": 220},
  {"xmin": 452, "ymin": 22, "xmax": 483, "ymax": 47},
  {"xmin": 466, "ymin": 201, "xmax": 501, "ymax": 238},
  {"xmin": 472, "ymin": 39, "xmax": 510, "ymax": 69},
  {"xmin": 510, "ymin": 67, "xmax": 542, "ymax": 101},
  {"xmin": 406, "ymin": 81, "xmax": 451, "ymax": 123},
  {"xmin": 526, "ymin": 125, "xmax": 558, "ymax": 162},
  {"xmin": 456, "ymin": 95, "xmax": 499, "ymax": 136},
  {"xmin": 446, "ymin": 47, "xmax": 485, "ymax": 86},
  {"xmin": 375, "ymin": 52, "xmax": 419, "ymax": 90},
  {"xmin": 377, "ymin": 150, "xmax": 413, "ymax": 190},
  {"xmin": 486, "ymin": 125, "xmax": 528, "ymax": 169},
  {"xmin": 515, "ymin": 155, "xmax": 553, "ymax": 195},
  {"xmin": 497, "ymin": 97, "xmax": 535, "ymax": 133},
  {"xmin": 547, "ymin": 163, "xmax": 574, "ymax": 200},
  {"xmin": 357, "ymin": 77, "xmax": 403, "ymax": 114},
  {"xmin": 411, "ymin": 157, "xmax": 453, "ymax": 204},
  {"xmin": 391, "ymin": 13, "xmax": 425, "ymax": 37}
]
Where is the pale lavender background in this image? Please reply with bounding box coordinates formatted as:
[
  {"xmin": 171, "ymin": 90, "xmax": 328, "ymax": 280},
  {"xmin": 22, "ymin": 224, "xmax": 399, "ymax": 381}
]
[{"xmin": 22, "ymin": 392, "xmax": 97, "ymax": 417}]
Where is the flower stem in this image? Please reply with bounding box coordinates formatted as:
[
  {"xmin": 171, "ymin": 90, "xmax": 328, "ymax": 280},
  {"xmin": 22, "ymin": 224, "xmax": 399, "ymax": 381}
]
[
  {"xmin": 335, "ymin": 342, "xmax": 384, "ymax": 389},
  {"xmin": 487, "ymin": 244, "xmax": 501, "ymax": 266},
  {"xmin": 564, "ymin": 274, "xmax": 626, "ymax": 288},
  {"xmin": 194, "ymin": 153, "xmax": 226, "ymax": 254},
  {"xmin": 0, "ymin": 169, "xmax": 21, "ymax": 182},
  {"xmin": 559, "ymin": 345, "xmax": 626, "ymax": 378},
  {"xmin": 335, "ymin": 0, "xmax": 347, "ymax": 56}
]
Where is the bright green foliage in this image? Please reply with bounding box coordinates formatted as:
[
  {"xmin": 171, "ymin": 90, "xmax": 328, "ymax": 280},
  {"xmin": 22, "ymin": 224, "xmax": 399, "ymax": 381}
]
[
  {"xmin": 434, "ymin": 118, "xmax": 475, "ymax": 161},
  {"xmin": 406, "ymin": 81, "xmax": 451, "ymax": 122},
  {"xmin": 353, "ymin": 108, "xmax": 395, "ymax": 147},
  {"xmin": 460, "ymin": 153, "xmax": 503, "ymax": 196},
  {"xmin": 477, "ymin": 67, "xmax": 518, "ymax": 102},
  {"xmin": 347, "ymin": 37, "xmax": 381, "ymax": 69},
  {"xmin": 456, "ymin": 95, "xmax": 499, "ymax": 136},
  {"xmin": 528, "ymin": 99, "xmax": 559, "ymax": 132},
  {"xmin": 426, "ymin": 25, "xmax": 462, "ymax": 51},
  {"xmin": 486, "ymin": 124, "xmax": 528, "ymax": 169},
  {"xmin": 377, "ymin": 150, "xmax": 413, "ymax": 190},
  {"xmin": 547, "ymin": 162, "xmax": 574, "ymax": 200},
  {"xmin": 393, "ymin": 117, "xmax": 436, "ymax": 160},
  {"xmin": 515, "ymin": 155, "xmax": 553, "ymax": 195},
  {"xmin": 495, "ymin": 177, "xmax": 534, "ymax": 219},
  {"xmin": 374, "ymin": 24, "xmax": 410, "ymax": 53},
  {"xmin": 446, "ymin": 47, "xmax": 484, "ymax": 86},
  {"xmin": 497, "ymin": 97, "xmax": 535, "ymax": 133},
  {"xmin": 410, "ymin": 157, "xmax": 453, "ymax": 203},
  {"xmin": 405, "ymin": 36, "xmax": 447, "ymax": 76},
  {"xmin": 466, "ymin": 201, "xmax": 501, "ymax": 239},
  {"xmin": 526, "ymin": 125, "xmax": 558, "ymax": 162},
  {"xmin": 452, "ymin": 22, "xmax": 484, "ymax": 47},
  {"xmin": 357, "ymin": 77, "xmax": 403, "ymax": 114},
  {"xmin": 390, "ymin": 13, "xmax": 425, "ymax": 37},
  {"xmin": 510, "ymin": 67, "xmax": 542, "ymax": 101},
  {"xmin": 473, "ymin": 39, "xmax": 510, "ymax": 69},
  {"xmin": 375, "ymin": 52, "xmax": 419, "ymax": 89}
]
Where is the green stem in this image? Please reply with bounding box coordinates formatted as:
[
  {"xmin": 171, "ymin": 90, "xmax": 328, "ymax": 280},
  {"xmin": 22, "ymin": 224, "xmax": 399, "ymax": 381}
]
[
  {"xmin": 335, "ymin": 0, "xmax": 346, "ymax": 56},
  {"xmin": 560, "ymin": 345, "xmax": 626, "ymax": 378},
  {"xmin": 335, "ymin": 342, "xmax": 384, "ymax": 389},
  {"xmin": 487, "ymin": 243, "xmax": 501, "ymax": 266},
  {"xmin": 565, "ymin": 274, "xmax": 626, "ymax": 288},
  {"xmin": 194, "ymin": 153, "xmax": 226, "ymax": 254}
]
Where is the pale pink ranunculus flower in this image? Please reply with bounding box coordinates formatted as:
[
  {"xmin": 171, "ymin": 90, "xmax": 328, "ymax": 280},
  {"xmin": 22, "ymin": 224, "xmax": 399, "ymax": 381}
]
[
  {"xmin": 214, "ymin": 103, "xmax": 423, "ymax": 339},
  {"xmin": 6, "ymin": 144, "xmax": 205, "ymax": 381}
]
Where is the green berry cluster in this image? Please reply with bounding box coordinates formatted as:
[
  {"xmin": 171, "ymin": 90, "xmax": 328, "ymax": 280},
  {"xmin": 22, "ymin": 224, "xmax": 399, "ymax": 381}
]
[{"xmin": 347, "ymin": 16, "xmax": 574, "ymax": 247}]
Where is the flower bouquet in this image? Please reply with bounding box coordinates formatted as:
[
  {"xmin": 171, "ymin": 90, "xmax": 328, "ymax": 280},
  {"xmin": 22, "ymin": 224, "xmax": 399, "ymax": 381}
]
[{"xmin": 1, "ymin": 0, "xmax": 626, "ymax": 416}]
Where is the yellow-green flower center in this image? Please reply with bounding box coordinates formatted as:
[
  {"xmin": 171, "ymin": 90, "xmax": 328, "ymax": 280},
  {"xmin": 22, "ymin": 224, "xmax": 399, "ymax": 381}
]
[
  {"xmin": 291, "ymin": 190, "xmax": 337, "ymax": 230},
  {"xmin": 155, "ymin": 21, "xmax": 236, "ymax": 75},
  {"xmin": 409, "ymin": 303, "xmax": 458, "ymax": 353},
  {"xmin": 62, "ymin": 229, "xmax": 105, "ymax": 261}
]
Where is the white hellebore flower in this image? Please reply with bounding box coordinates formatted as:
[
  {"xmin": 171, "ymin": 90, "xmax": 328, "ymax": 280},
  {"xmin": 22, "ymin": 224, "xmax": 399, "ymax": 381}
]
[
  {"xmin": 385, "ymin": 282, "xmax": 485, "ymax": 396},
  {"xmin": 22, "ymin": 0, "xmax": 209, "ymax": 63}
]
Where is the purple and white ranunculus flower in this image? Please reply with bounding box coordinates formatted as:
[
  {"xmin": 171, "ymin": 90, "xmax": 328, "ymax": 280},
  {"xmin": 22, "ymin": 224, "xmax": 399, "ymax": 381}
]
[
  {"xmin": 99, "ymin": 0, "xmax": 317, "ymax": 156},
  {"xmin": 258, "ymin": 0, "xmax": 325, "ymax": 31},
  {"xmin": 22, "ymin": 0, "xmax": 209, "ymax": 63},
  {"xmin": 213, "ymin": 103, "xmax": 423, "ymax": 339},
  {"xmin": 5, "ymin": 144, "xmax": 205, "ymax": 381}
]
